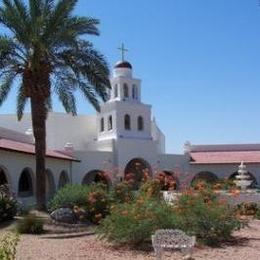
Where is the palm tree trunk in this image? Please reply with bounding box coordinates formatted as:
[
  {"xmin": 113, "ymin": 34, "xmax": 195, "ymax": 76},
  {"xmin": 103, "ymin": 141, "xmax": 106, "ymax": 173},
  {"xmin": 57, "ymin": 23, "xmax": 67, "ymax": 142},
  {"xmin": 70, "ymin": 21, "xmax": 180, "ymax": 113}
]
[{"xmin": 30, "ymin": 97, "xmax": 47, "ymax": 210}]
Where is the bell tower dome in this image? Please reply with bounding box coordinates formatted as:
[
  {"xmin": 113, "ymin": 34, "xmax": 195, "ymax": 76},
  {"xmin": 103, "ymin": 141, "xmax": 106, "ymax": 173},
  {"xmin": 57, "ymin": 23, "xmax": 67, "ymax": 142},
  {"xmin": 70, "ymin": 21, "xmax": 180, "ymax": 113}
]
[
  {"xmin": 108, "ymin": 44, "xmax": 141, "ymax": 103},
  {"xmin": 109, "ymin": 59, "xmax": 140, "ymax": 102}
]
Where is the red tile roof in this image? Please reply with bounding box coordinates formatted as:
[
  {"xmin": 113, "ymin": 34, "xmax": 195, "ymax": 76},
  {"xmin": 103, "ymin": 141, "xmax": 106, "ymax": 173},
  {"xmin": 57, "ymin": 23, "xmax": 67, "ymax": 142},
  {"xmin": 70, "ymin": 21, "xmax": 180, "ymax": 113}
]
[
  {"xmin": 0, "ymin": 138, "xmax": 78, "ymax": 161},
  {"xmin": 190, "ymin": 151, "xmax": 260, "ymax": 164},
  {"xmin": 190, "ymin": 144, "xmax": 260, "ymax": 152}
]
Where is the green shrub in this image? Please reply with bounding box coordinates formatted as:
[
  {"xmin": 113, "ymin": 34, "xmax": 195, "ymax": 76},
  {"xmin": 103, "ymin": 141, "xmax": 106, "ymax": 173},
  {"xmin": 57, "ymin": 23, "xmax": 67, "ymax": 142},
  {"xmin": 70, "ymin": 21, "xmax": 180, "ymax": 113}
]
[
  {"xmin": 0, "ymin": 232, "xmax": 19, "ymax": 260},
  {"xmin": 110, "ymin": 181, "xmax": 134, "ymax": 203},
  {"xmin": 16, "ymin": 214, "xmax": 44, "ymax": 234},
  {"xmin": 0, "ymin": 185, "xmax": 17, "ymax": 223},
  {"xmin": 98, "ymin": 196, "xmax": 180, "ymax": 246},
  {"xmin": 176, "ymin": 189, "xmax": 241, "ymax": 246},
  {"xmin": 48, "ymin": 183, "xmax": 111, "ymax": 224},
  {"xmin": 48, "ymin": 184, "xmax": 93, "ymax": 212}
]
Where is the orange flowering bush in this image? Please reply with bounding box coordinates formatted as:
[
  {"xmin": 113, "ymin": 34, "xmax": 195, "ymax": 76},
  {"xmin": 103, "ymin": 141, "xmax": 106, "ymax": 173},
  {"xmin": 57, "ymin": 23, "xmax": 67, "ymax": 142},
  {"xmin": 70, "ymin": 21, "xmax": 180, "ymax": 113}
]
[
  {"xmin": 98, "ymin": 196, "xmax": 180, "ymax": 246},
  {"xmin": 155, "ymin": 172, "xmax": 178, "ymax": 190},
  {"xmin": 139, "ymin": 179, "xmax": 162, "ymax": 198},
  {"xmin": 110, "ymin": 181, "xmax": 134, "ymax": 203},
  {"xmin": 236, "ymin": 202, "xmax": 258, "ymax": 216},
  {"xmin": 98, "ymin": 182, "xmax": 242, "ymax": 247},
  {"xmin": 176, "ymin": 187, "xmax": 241, "ymax": 245},
  {"xmin": 87, "ymin": 186, "xmax": 110, "ymax": 224}
]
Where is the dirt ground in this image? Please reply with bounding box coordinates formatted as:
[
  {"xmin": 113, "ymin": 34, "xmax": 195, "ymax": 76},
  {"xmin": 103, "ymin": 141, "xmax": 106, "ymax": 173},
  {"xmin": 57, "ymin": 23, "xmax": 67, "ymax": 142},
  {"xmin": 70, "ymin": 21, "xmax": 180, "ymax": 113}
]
[{"xmin": 13, "ymin": 220, "xmax": 260, "ymax": 260}]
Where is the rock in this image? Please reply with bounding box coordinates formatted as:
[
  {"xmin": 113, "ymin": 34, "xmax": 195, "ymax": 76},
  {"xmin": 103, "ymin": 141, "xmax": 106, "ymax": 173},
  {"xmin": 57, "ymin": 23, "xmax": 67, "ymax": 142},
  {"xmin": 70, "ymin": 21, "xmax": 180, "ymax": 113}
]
[{"xmin": 50, "ymin": 208, "xmax": 77, "ymax": 224}]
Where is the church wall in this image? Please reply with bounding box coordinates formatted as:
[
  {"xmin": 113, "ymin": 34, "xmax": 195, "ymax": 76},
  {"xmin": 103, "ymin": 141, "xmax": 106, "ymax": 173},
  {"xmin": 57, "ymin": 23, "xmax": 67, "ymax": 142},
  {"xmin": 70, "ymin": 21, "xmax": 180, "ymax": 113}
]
[
  {"xmin": 44, "ymin": 113, "xmax": 97, "ymax": 151},
  {"xmin": 151, "ymin": 121, "xmax": 166, "ymax": 154},
  {"xmin": 158, "ymin": 154, "xmax": 188, "ymax": 173},
  {"xmin": 0, "ymin": 150, "xmax": 72, "ymax": 205},
  {"xmin": 97, "ymin": 102, "xmax": 117, "ymax": 140},
  {"xmin": 72, "ymin": 151, "xmax": 115, "ymax": 184},
  {"xmin": 0, "ymin": 113, "xmax": 97, "ymax": 151},
  {"xmin": 115, "ymin": 138, "xmax": 159, "ymax": 178},
  {"xmin": 116, "ymin": 102, "xmax": 152, "ymax": 140},
  {"xmin": 188, "ymin": 163, "xmax": 260, "ymax": 185},
  {"xmin": 84, "ymin": 139, "xmax": 114, "ymax": 152}
]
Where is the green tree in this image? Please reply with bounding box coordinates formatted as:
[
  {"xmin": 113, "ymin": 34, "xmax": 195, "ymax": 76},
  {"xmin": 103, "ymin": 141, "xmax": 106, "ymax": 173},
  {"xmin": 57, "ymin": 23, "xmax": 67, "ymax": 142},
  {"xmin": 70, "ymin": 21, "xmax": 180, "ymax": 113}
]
[{"xmin": 0, "ymin": 0, "xmax": 110, "ymax": 210}]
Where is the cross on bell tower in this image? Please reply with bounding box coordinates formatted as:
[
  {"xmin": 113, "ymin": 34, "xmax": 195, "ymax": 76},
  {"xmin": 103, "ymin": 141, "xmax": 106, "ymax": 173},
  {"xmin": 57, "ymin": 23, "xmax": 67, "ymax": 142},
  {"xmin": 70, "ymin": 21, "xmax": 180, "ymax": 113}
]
[{"xmin": 118, "ymin": 43, "xmax": 128, "ymax": 61}]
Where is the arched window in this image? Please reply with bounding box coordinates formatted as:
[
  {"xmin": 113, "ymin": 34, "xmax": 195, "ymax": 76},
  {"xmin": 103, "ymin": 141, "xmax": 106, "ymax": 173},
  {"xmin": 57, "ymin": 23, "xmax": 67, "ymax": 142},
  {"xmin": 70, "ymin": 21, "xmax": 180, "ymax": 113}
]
[
  {"xmin": 45, "ymin": 169, "xmax": 55, "ymax": 201},
  {"xmin": 108, "ymin": 115, "xmax": 113, "ymax": 130},
  {"xmin": 58, "ymin": 170, "xmax": 70, "ymax": 189},
  {"xmin": 0, "ymin": 167, "xmax": 8, "ymax": 186},
  {"xmin": 132, "ymin": 85, "xmax": 138, "ymax": 99},
  {"xmin": 100, "ymin": 117, "xmax": 104, "ymax": 132},
  {"xmin": 124, "ymin": 114, "xmax": 131, "ymax": 130},
  {"xmin": 123, "ymin": 83, "xmax": 129, "ymax": 98},
  {"xmin": 18, "ymin": 168, "xmax": 33, "ymax": 197},
  {"xmin": 138, "ymin": 116, "xmax": 144, "ymax": 131},
  {"xmin": 114, "ymin": 84, "xmax": 118, "ymax": 98}
]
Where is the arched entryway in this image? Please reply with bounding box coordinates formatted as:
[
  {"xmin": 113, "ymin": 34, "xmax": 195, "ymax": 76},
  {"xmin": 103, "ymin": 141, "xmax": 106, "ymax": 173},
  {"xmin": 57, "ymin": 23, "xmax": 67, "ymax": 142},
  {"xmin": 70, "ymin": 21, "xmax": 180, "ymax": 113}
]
[
  {"xmin": 46, "ymin": 169, "xmax": 55, "ymax": 201},
  {"xmin": 0, "ymin": 166, "xmax": 8, "ymax": 187},
  {"xmin": 58, "ymin": 170, "xmax": 70, "ymax": 189},
  {"xmin": 124, "ymin": 158, "xmax": 152, "ymax": 190},
  {"xmin": 156, "ymin": 171, "xmax": 180, "ymax": 190},
  {"xmin": 18, "ymin": 168, "xmax": 34, "ymax": 197},
  {"xmin": 191, "ymin": 171, "xmax": 218, "ymax": 186},
  {"xmin": 229, "ymin": 172, "xmax": 257, "ymax": 188},
  {"xmin": 82, "ymin": 170, "xmax": 111, "ymax": 187}
]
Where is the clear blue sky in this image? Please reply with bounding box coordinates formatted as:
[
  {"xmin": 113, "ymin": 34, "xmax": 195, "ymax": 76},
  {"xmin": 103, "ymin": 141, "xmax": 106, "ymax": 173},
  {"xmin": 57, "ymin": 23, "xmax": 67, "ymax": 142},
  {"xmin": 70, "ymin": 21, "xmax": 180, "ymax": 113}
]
[{"xmin": 1, "ymin": 0, "xmax": 260, "ymax": 153}]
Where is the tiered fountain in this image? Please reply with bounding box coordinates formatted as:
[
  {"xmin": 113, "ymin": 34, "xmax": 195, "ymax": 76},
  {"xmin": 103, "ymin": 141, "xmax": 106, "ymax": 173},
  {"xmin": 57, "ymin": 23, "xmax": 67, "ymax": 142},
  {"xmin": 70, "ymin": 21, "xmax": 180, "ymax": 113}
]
[{"xmin": 234, "ymin": 162, "xmax": 253, "ymax": 192}]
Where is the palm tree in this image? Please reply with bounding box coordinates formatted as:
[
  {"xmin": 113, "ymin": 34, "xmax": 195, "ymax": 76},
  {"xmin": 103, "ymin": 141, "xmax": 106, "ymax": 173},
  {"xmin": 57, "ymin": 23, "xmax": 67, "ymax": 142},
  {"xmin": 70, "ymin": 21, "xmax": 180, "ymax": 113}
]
[{"xmin": 0, "ymin": 0, "xmax": 111, "ymax": 210}]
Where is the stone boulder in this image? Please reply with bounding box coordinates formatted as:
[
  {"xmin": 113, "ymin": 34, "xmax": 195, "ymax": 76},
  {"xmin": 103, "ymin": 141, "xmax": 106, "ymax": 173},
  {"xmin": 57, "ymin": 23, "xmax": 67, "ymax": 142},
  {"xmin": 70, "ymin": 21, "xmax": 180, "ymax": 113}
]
[{"xmin": 50, "ymin": 208, "xmax": 77, "ymax": 224}]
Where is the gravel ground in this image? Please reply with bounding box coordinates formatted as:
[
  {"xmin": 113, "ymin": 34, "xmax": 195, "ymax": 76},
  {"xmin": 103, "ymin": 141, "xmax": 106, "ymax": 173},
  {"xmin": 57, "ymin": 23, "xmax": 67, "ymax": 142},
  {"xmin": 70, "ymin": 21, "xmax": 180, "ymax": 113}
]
[{"xmin": 15, "ymin": 220, "xmax": 260, "ymax": 260}]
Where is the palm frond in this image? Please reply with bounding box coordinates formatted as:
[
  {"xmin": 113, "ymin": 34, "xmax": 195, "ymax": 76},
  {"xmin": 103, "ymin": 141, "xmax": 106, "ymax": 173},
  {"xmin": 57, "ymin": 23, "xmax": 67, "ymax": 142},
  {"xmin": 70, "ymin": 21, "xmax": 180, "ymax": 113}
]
[
  {"xmin": 56, "ymin": 85, "xmax": 77, "ymax": 115},
  {"xmin": 54, "ymin": 42, "xmax": 110, "ymax": 102},
  {"xmin": 43, "ymin": 0, "xmax": 78, "ymax": 41},
  {"xmin": 0, "ymin": 72, "xmax": 16, "ymax": 106},
  {"xmin": 0, "ymin": 0, "xmax": 30, "ymax": 46},
  {"xmin": 0, "ymin": 35, "xmax": 26, "ymax": 67},
  {"xmin": 16, "ymin": 83, "xmax": 28, "ymax": 120},
  {"xmin": 78, "ymin": 82, "xmax": 100, "ymax": 112},
  {"xmin": 29, "ymin": 0, "xmax": 41, "ymax": 22},
  {"xmin": 13, "ymin": 0, "xmax": 29, "ymax": 26}
]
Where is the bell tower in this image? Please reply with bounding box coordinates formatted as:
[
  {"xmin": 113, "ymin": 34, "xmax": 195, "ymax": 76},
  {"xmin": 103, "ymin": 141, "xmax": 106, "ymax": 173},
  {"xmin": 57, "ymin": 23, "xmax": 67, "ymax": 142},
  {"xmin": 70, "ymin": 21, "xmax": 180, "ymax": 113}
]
[{"xmin": 97, "ymin": 45, "xmax": 152, "ymax": 142}]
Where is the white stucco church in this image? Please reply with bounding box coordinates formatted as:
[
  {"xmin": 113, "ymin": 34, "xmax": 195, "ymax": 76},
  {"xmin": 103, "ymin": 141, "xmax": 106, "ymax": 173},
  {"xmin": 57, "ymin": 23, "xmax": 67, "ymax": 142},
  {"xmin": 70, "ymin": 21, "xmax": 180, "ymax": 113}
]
[{"xmin": 0, "ymin": 56, "xmax": 259, "ymax": 205}]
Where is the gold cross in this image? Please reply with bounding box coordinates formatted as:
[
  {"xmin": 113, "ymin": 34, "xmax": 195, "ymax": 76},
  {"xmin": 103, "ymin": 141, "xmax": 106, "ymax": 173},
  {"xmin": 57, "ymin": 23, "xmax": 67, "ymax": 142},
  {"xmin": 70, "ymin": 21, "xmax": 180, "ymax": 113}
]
[{"xmin": 118, "ymin": 43, "xmax": 128, "ymax": 61}]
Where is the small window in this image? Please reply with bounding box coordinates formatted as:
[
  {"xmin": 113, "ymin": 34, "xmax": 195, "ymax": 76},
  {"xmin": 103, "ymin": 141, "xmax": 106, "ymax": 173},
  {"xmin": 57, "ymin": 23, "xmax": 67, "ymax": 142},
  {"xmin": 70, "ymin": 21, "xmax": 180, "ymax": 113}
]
[
  {"xmin": 114, "ymin": 84, "xmax": 118, "ymax": 98},
  {"xmin": 138, "ymin": 116, "xmax": 144, "ymax": 131},
  {"xmin": 123, "ymin": 83, "xmax": 129, "ymax": 98},
  {"xmin": 124, "ymin": 114, "xmax": 131, "ymax": 130},
  {"xmin": 132, "ymin": 85, "xmax": 138, "ymax": 99},
  {"xmin": 100, "ymin": 118, "xmax": 104, "ymax": 132},
  {"xmin": 108, "ymin": 115, "xmax": 113, "ymax": 130}
]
